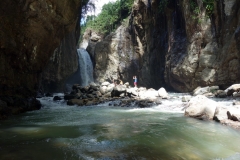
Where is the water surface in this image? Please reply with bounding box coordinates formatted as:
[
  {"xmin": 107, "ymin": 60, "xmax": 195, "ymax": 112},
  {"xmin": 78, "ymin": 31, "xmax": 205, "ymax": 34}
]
[{"xmin": 0, "ymin": 95, "xmax": 240, "ymax": 160}]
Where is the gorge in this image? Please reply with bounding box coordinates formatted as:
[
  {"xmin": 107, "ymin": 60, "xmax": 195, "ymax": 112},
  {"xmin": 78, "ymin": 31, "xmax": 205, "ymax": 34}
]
[{"xmin": 0, "ymin": 0, "xmax": 240, "ymax": 159}]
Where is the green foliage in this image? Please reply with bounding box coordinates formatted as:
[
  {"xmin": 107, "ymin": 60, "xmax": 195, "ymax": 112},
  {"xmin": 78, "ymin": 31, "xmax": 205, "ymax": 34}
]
[
  {"xmin": 158, "ymin": 0, "xmax": 169, "ymax": 14},
  {"xmin": 202, "ymin": 0, "xmax": 214, "ymax": 17},
  {"xmin": 190, "ymin": 0, "xmax": 201, "ymax": 22},
  {"xmin": 81, "ymin": 0, "xmax": 134, "ymax": 36},
  {"xmin": 190, "ymin": 0, "xmax": 215, "ymax": 22}
]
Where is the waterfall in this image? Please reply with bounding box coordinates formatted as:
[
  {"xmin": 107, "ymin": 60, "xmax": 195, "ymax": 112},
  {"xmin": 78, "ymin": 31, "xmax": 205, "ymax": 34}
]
[{"xmin": 77, "ymin": 48, "xmax": 94, "ymax": 86}]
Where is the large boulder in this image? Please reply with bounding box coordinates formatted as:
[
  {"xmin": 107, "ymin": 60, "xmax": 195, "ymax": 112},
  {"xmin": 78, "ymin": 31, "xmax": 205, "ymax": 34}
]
[
  {"xmin": 158, "ymin": 87, "xmax": 168, "ymax": 99},
  {"xmin": 213, "ymin": 106, "xmax": 229, "ymax": 122},
  {"xmin": 100, "ymin": 86, "xmax": 108, "ymax": 95},
  {"xmin": 215, "ymin": 90, "xmax": 227, "ymax": 98},
  {"xmin": 126, "ymin": 88, "xmax": 138, "ymax": 97},
  {"xmin": 139, "ymin": 88, "xmax": 158, "ymax": 100},
  {"xmin": 67, "ymin": 99, "xmax": 85, "ymax": 106},
  {"xmin": 227, "ymin": 106, "xmax": 240, "ymax": 122},
  {"xmin": 101, "ymin": 82, "xmax": 110, "ymax": 86},
  {"xmin": 225, "ymin": 84, "xmax": 240, "ymax": 96},
  {"xmin": 106, "ymin": 84, "xmax": 115, "ymax": 93},
  {"xmin": 185, "ymin": 95, "xmax": 218, "ymax": 120},
  {"xmin": 111, "ymin": 85, "xmax": 127, "ymax": 97},
  {"xmin": 214, "ymin": 105, "xmax": 240, "ymax": 122},
  {"xmin": 193, "ymin": 86, "xmax": 209, "ymax": 96}
]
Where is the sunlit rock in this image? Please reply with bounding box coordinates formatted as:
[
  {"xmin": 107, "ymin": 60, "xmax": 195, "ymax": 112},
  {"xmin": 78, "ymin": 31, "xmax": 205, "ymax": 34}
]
[
  {"xmin": 225, "ymin": 84, "xmax": 240, "ymax": 96},
  {"xmin": 158, "ymin": 87, "xmax": 168, "ymax": 99},
  {"xmin": 182, "ymin": 96, "xmax": 191, "ymax": 102},
  {"xmin": 185, "ymin": 95, "xmax": 217, "ymax": 120}
]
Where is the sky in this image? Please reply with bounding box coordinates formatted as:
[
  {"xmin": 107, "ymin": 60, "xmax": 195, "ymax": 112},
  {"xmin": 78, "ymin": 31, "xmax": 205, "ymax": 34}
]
[{"xmin": 88, "ymin": 0, "xmax": 117, "ymax": 16}]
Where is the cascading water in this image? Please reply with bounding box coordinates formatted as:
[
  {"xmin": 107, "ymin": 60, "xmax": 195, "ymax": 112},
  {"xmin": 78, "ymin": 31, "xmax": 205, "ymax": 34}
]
[{"xmin": 77, "ymin": 48, "xmax": 94, "ymax": 86}]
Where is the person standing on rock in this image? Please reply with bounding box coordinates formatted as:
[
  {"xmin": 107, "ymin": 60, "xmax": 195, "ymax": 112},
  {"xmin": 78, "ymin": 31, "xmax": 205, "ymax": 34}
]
[{"xmin": 133, "ymin": 76, "xmax": 137, "ymax": 88}]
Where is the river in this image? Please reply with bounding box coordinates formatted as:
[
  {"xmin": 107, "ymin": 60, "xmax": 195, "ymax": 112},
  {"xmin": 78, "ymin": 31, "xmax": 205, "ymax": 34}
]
[{"xmin": 0, "ymin": 93, "xmax": 240, "ymax": 160}]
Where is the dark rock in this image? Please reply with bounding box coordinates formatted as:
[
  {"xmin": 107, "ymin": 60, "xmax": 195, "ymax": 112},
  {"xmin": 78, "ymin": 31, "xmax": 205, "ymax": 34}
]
[
  {"xmin": 92, "ymin": 91, "xmax": 102, "ymax": 97},
  {"xmin": 82, "ymin": 95, "xmax": 88, "ymax": 99},
  {"xmin": 67, "ymin": 99, "xmax": 85, "ymax": 106},
  {"xmin": 53, "ymin": 96, "xmax": 62, "ymax": 101},
  {"xmin": 136, "ymin": 100, "xmax": 155, "ymax": 108},
  {"xmin": 36, "ymin": 92, "xmax": 44, "ymax": 98},
  {"xmin": 78, "ymin": 86, "xmax": 88, "ymax": 93},
  {"xmin": 64, "ymin": 94, "xmax": 77, "ymax": 100},
  {"xmin": 70, "ymin": 90, "xmax": 77, "ymax": 95},
  {"xmin": 225, "ymin": 84, "xmax": 240, "ymax": 96},
  {"xmin": 111, "ymin": 85, "xmax": 127, "ymax": 97},
  {"xmin": 0, "ymin": 100, "xmax": 11, "ymax": 120},
  {"xmin": 45, "ymin": 93, "xmax": 53, "ymax": 97},
  {"xmin": 0, "ymin": 100, "xmax": 7, "ymax": 108},
  {"xmin": 28, "ymin": 98, "xmax": 42, "ymax": 110},
  {"xmin": 0, "ymin": 96, "xmax": 14, "ymax": 106},
  {"xmin": 215, "ymin": 90, "xmax": 227, "ymax": 98},
  {"xmin": 90, "ymin": 85, "xmax": 98, "ymax": 91},
  {"xmin": 72, "ymin": 84, "xmax": 80, "ymax": 90},
  {"xmin": 121, "ymin": 99, "xmax": 134, "ymax": 107},
  {"xmin": 87, "ymin": 94, "xmax": 95, "ymax": 99},
  {"xmin": 87, "ymin": 88, "xmax": 94, "ymax": 94}
]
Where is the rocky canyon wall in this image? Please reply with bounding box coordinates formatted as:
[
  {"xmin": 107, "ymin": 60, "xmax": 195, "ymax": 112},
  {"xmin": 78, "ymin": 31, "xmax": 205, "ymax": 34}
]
[
  {"xmin": 129, "ymin": 0, "xmax": 240, "ymax": 91},
  {"xmin": 0, "ymin": 0, "xmax": 82, "ymax": 118},
  {"xmin": 39, "ymin": 31, "xmax": 79, "ymax": 93},
  {"xmin": 89, "ymin": 0, "xmax": 240, "ymax": 92},
  {"xmin": 164, "ymin": 0, "xmax": 240, "ymax": 92}
]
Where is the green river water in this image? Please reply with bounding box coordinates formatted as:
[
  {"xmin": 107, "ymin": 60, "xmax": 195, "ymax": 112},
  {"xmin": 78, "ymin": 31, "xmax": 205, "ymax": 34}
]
[{"xmin": 0, "ymin": 94, "xmax": 240, "ymax": 160}]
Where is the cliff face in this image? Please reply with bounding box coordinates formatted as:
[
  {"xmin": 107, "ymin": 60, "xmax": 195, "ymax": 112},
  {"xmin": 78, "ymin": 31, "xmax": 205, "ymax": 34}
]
[
  {"xmin": 0, "ymin": 0, "xmax": 82, "ymax": 118},
  {"xmin": 164, "ymin": 0, "xmax": 240, "ymax": 92},
  {"xmin": 84, "ymin": 25, "xmax": 139, "ymax": 85},
  {"xmin": 40, "ymin": 31, "xmax": 79, "ymax": 93},
  {"xmin": 129, "ymin": 0, "xmax": 240, "ymax": 91},
  {"xmin": 90, "ymin": 0, "xmax": 240, "ymax": 91}
]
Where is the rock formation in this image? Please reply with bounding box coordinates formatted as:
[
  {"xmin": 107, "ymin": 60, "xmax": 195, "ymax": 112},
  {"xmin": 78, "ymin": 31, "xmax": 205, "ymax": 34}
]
[
  {"xmin": 89, "ymin": 25, "xmax": 138, "ymax": 85},
  {"xmin": 0, "ymin": 0, "xmax": 83, "ymax": 118},
  {"xmin": 86, "ymin": 0, "xmax": 240, "ymax": 92},
  {"xmin": 40, "ymin": 31, "xmax": 79, "ymax": 93}
]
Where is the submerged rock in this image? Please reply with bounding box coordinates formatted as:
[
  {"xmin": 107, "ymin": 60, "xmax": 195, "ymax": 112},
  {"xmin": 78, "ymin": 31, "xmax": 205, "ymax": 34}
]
[{"xmin": 53, "ymin": 96, "xmax": 62, "ymax": 101}]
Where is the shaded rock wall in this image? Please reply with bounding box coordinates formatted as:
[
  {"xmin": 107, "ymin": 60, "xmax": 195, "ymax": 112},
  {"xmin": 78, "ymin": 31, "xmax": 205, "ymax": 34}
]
[
  {"xmin": 40, "ymin": 31, "xmax": 79, "ymax": 93},
  {"xmin": 164, "ymin": 0, "xmax": 240, "ymax": 92},
  {"xmin": 129, "ymin": 0, "xmax": 168, "ymax": 88},
  {"xmin": 0, "ymin": 0, "xmax": 82, "ymax": 117}
]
